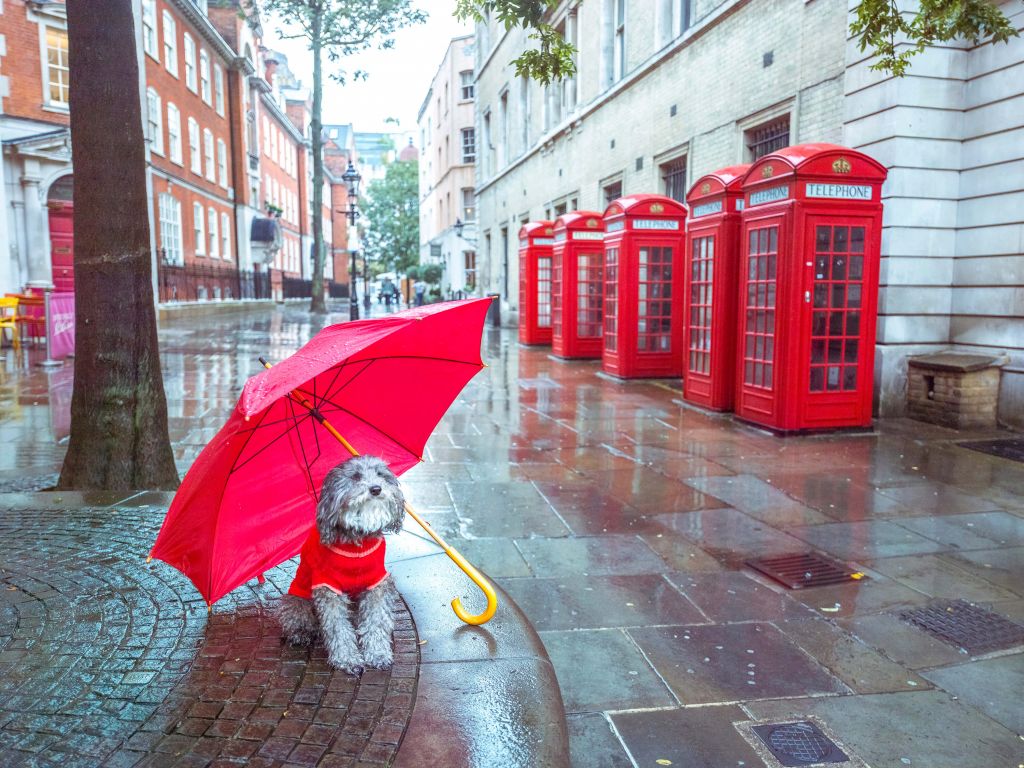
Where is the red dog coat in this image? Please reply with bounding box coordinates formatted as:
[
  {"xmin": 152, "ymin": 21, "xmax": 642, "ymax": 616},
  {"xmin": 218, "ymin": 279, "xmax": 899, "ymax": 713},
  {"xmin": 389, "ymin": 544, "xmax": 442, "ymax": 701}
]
[{"xmin": 287, "ymin": 528, "xmax": 388, "ymax": 599}]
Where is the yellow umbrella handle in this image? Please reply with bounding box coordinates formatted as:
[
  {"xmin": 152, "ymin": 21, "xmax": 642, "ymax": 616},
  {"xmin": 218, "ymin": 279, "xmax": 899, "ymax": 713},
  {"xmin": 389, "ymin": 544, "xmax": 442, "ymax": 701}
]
[
  {"xmin": 402, "ymin": 503, "xmax": 498, "ymax": 625},
  {"xmin": 259, "ymin": 356, "xmax": 498, "ymax": 625}
]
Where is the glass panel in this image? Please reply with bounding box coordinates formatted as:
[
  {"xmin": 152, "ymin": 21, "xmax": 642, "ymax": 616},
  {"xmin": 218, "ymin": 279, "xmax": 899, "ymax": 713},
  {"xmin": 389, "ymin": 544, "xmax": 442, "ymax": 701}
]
[
  {"xmin": 843, "ymin": 367, "xmax": 858, "ymax": 389},
  {"xmin": 850, "ymin": 227, "xmax": 865, "ymax": 253},
  {"xmin": 810, "ymin": 367, "xmax": 824, "ymax": 391},
  {"xmin": 815, "ymin": 226, "xmax": 830, "ymax": 252}
]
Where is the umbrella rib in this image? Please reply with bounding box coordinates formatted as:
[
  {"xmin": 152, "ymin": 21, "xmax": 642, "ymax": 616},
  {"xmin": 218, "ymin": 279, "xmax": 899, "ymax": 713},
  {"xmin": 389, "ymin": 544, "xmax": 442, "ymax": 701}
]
[
  {"xmin": 307, "ymin": 394, "xmax": 423, "ymax": 461},
  {"xmin": 343, "ymin": 354, "xmax": 483, "ymax": 368},
  {"xmin": 230, "ymin": 407, "xmax": 316, "ymax": 475},
  {"xmin": 285, "ymin": 392, "xmax": 321, "ymax": 503},
  {"xmin": 309, "ymin": 358, "xmax": 375, "ymax": 410}
]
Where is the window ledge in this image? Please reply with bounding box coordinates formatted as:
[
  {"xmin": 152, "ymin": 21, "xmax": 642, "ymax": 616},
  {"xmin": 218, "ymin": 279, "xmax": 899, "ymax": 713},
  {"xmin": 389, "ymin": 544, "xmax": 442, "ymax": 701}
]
[{"xmin": 42, "ymin": 104, "xmax": 70, "ymax": 115}]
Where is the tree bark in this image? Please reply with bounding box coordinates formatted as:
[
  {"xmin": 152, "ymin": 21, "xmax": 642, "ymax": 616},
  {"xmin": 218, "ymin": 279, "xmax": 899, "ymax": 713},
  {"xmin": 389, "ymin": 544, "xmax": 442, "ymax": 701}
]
[
  {"xmin": 58, "ymin": 0, "xmax": 179, "ymax": 491},
  {"xmin": 309, "ymin": 6, "xmax": 327, "ymax": 314}
]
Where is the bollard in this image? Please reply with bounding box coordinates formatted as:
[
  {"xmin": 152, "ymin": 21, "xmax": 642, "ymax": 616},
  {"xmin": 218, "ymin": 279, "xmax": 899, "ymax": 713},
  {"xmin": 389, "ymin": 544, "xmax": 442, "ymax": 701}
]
[{"xmin": 486, "ymin": 293, "xmax": 501, "ymax": 327}]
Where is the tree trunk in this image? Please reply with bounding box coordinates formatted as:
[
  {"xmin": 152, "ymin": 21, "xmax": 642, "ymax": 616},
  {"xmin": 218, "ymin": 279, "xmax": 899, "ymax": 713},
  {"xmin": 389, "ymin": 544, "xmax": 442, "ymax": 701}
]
[
  {"xmin": 58, "ymin": 0, "xmax": 179, "ymax": 491},
  {"xmin": 309, "ymin": 7, "xmax": 327, "ymax": 314}
]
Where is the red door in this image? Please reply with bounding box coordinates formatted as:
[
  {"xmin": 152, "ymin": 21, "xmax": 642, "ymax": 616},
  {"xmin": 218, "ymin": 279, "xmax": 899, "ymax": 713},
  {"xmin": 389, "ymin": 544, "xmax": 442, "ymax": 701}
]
[{"xmin": 49, "ymin": 204, "xmax": 75, "ymax": 293}]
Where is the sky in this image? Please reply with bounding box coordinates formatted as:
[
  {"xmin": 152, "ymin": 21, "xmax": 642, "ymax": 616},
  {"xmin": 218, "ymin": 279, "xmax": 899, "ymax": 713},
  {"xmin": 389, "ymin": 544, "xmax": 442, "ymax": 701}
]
[{"xmin": 264, "ymin": 1, "xmax": 473, "ymax": 135}]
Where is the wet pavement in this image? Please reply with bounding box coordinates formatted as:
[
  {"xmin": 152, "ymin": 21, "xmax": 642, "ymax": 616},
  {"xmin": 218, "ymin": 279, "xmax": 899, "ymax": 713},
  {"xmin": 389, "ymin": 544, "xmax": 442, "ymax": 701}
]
[{"xmin": 2, "ymin": 302, "xmax": 1024, "ymax": 767}]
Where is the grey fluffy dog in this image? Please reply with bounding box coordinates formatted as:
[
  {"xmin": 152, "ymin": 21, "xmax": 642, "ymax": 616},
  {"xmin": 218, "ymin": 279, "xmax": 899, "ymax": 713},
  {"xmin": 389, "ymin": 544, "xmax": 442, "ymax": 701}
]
[{"xmin": 276, "ymin": 455, "xmax": 405, "ymax": 674}]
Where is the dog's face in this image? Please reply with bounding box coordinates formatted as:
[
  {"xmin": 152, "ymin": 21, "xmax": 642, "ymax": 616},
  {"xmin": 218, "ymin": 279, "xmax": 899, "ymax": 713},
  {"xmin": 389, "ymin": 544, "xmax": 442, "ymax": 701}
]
[{"xmin": 316, "ymin": 455, "xmax": 405, "ymax": 546}]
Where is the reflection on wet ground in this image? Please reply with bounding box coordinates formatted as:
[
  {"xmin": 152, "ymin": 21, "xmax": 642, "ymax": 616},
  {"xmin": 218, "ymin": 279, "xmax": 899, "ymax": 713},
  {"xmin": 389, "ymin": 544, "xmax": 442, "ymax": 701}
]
[{"xmin": 2, "ymin": 303, "xmax": 1023, "ymax": 766}]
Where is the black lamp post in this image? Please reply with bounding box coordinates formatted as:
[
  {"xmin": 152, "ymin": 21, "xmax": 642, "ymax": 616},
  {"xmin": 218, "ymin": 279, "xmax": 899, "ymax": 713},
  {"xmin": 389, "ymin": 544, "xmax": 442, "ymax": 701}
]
[
  {"xmin": 342, "ymin": 160, "xmax": 362, "ymax": 321},
  {"xmin": 454, "ymin": 217, "xmax": 464, "ymax": 238}
]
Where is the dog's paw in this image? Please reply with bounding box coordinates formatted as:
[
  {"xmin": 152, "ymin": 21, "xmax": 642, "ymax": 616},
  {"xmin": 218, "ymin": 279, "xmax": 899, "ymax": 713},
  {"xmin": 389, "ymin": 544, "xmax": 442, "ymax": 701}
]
[
  {"xmin": 283, "ymin": 628, "xmax": 316, "ymax": 647},
  {"xmin": 327, "ymin": 654, "xmax": 364, "ymax": 675},
  {"xmin": 362, "ymin": 650, "xmax": 393, "ymax": 670}
]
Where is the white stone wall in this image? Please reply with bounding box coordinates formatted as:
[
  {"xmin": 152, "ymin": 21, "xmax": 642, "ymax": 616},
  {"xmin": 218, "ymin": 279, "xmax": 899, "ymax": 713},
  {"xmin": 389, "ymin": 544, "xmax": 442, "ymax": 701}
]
[
  {"xmin": 475, "ymin": 0, "xmax": 847, "ymax": 323},
  {"xmin": 844, "ymin": 0, "xmax": 1024, "ymax": 426}
]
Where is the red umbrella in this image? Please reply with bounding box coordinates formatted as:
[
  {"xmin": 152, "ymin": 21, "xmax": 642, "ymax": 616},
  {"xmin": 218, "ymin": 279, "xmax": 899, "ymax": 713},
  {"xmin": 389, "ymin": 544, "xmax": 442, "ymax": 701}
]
[{"xmin": 150, "ymin": 298, "xmax": 494, "ymax": 614}]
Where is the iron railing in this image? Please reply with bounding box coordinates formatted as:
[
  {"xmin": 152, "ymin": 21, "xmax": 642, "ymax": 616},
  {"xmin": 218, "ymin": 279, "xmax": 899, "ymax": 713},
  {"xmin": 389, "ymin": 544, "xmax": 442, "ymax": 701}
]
[{"xmin": 157, "ymin": 261, "xmax": 271, "ymax": 302}]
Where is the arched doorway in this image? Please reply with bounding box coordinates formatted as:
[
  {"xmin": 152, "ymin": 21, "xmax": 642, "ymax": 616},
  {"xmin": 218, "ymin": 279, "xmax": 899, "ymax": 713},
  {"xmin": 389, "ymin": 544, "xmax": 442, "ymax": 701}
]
[{"xmin": 47, "ymin": 174, "xmax": 74, "ymax": 293}]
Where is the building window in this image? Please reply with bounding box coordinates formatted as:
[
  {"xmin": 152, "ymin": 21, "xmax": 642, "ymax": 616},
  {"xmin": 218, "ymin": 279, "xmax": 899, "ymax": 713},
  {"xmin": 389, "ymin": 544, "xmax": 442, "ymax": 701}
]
[
  {"xmin": 262, "ymin": 117, "xmax": 271, "ymax": 156},
  {"xmin": 461, "ymin": 187, "xmax": 475, "ymax": 221},
  {"xmin": 44, "ymin": 27, "xmax": 69, "ymax": 107},
  {"xmin": 603, "ymin": 179, "xmax": 623, "ymax": 206},
  {"xmin": 679, "ymin": 0, "xmax": 692, "ymax": 34},
  {"xmin": 217, "ymin": 138, "xmax": 228, "ymax": 187},
  {"xmin": 188, "ymin": 118, "xmax": 201, "ymax": 174},
  {"xmin": 460, "ymin": 70, "xmax": 474, "ymax": 100},
  {"xmin": 167, "ymin": 103, "xmax": 182, "ymax": 164},
  {"xmin": 147, "ymin": 88, "xmax": 164, "ymax": 155},
  {"xmin": 162, "ymin": 11, "xmax": 178, "ymax": 76},
  {"xmin": 614, "ymin": 0, "xmax": 626, "ymax": 82},
  {"xmin": 745, "ymin": 115, "xmax": 790, "ymax": 161},
  {"xmin": 519, "ymin": 75, "xmax": 530, "ymax": 151},
  {"xmin": 199, "ymin": 49, "xmax": 211, "ymax": 105},
  {"xmin": 193, "ymin": 202, "xmax": 206, "ymax": 255},
  {"xmin": 661, "ymin": 157, "xmax": 687, "ymax": 203},
  {"xmin": 142, "ymin": 0, "xmax": 158, "ymax": 60},
  {"xmin": 184, "ymin": 34, "xmax": 197, "ymax": 92},
  {"xmin": 221, "ymin": 212, "xmax": 232, "ymax": 260},
  {"xmin": 461, "ymin": 128, "xmax": 476, "ymax": 163},
  {"xmin": 214, "ymin": 64, "xmax": 225, "ymax": 116},
  {"xmin": 208, "ymin": 207, "xmax": 219, "ymax": 258},
  {"xmin": 159, "ymin": 193, "xmax": 182, "ymax": 263},
  {"xmin": 464, "ymin": 250, "xmax": 476, "ymax": 289},
  {"xmin": 203, "ymin": 128, "xmax": 215, "ymax": 181}
]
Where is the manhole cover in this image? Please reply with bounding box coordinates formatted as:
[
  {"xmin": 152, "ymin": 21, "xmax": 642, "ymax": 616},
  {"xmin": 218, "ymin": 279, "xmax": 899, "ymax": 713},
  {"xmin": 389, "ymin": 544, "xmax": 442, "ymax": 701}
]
[
  {"xmin": 898, "ymin": 600, "xmax": 1024, "ymax": 655},
  {"xmin": 751, "ymin": 721, "xmax": 849, "ymax": 766},
  {"xmin": 746, "ymin": 553, "xmax": 864, "ymax": 589},
  {"xmin": 957, "ymin": 438, "xmax": 1024, "ymax": 463}
]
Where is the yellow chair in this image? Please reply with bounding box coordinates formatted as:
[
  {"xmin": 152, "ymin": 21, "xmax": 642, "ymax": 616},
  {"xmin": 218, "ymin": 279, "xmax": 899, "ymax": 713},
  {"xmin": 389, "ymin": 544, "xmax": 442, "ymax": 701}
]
[{"xmin": 0, "ymin": 297, "xmax": 20, "ymax": 352}]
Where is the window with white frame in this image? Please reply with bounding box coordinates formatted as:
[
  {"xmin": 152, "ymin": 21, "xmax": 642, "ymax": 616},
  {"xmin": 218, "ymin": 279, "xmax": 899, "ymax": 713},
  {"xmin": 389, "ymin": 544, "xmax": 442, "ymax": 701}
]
[
  {"xmin": 142, "ymin": 0, "xmax": 158, "ymax": 60},
  {"xmin": 188, "ymin": 118, "xmax": 201, "ymax": 174},
  {"xmin": 217, "ymin": 139, "xmax": 228, "ymax": 187},
  {"xmin": 460, "ymin": 70, "xmax": 474, "ymax": 100},
  {"xmin": 461, "ymin": 127, "xmax": 475, "ymax": 163},
  {"xmin": 203, "ymin": 129, "xmax": 215, "ymax": 181},
  {"xmin": 208, "ymin": 207, "xmax": 219, "ymax": 258},
  {"xmin": 147, "ymin": 88, "xmax": 164, "ymax": 155},
  {"xmin": 263, "ymin": 117, "xmax": 271, "ymax": 156},
  {"xmin": 159, "ymin": 193, "xmax": 182, "ymax": 263},
  {"xmin": 162, "ymin": 11, "xmax": 178, "ymax": 76},
  {"xmin": 614, "ymin": 0, "xmax": 626, "ymax": 82},
  {"xmin": 193, "ymin": 201, "xmax": 206, "ymax": 255},
  {"xmin": 214, "ymin": 64, "xmax": 225, "ymax": 116},
  {"xmin": 264, "ymin": 173, "xmax": 271, "ymax": 207},
  {"xmin": 184, "ymin": 34, "xmax": 197, "ymax": 92},
  {"xmin": 44, "ymin": 27, "xmax": 70, "ymax": 107},
  {"xmin": 167, "ymin": 103, "xmax": 182, "ymax": 164},
  {"xmin": 199, "ymin": 49, "xmax": 211, "ymax": 104},
  {"xmin": 221, "ymin": 212, "xmax": 231, "ymax": 260}
]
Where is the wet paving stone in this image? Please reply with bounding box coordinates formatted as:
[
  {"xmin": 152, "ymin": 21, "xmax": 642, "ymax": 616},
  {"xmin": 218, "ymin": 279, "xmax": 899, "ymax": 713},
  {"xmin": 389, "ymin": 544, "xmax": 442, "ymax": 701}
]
[
  {"xmin": 837, "ymin": 613, "xmax": 966, "ymax": 670},
  {"xmin": 447, "ymin": 481, "xmax": 571, "ymax": 538},
  {"xmin": 874, "ymin": 482, "xmax": 1007, "ymax": 515},
  {"xmin": 939, "ymin": 547, "xmax": 1024, "ymax": 597},
  {"xmin": 539, "ymin": 629, "xmax": 674, "ymax": 712},
  {"xmin": 611, "ymin": 706, "xmax": 763, "ymax": 768},
  {"xmin": 627, "ymin": 622, "xmax": 848, "ymax": 704},
  {"xmin": 500, "ymin": 574, "xmax": 706, "ymax": 631},
  {"xmin": 515, "ymin": 535, "xmax": 668, "ymax": 577},
  {"xmin": 787, "ymin": 572, "xmax": 930, "ymax": 619},
  {"xmin": 867, "ymin": 554, "xmax": 1019, "ymax": 603},
  {"xmin": 894, "ymin": 511, "xmax": 1024, "ymax": 550},
  {"xmin": 637, "ymin": 532, "xmax": 726, "ymax": 572},
  {"xmin": 667, "ymin": 572, "xmax": 818, "ymax": 624},
  {"xmin": 685, "ymin": 475, "xmax": 833, "ymax": 526},
  {"xmin": 921, "ymin": 654, "xmax": 1024, "ymax": 733},
  {"xmin": 645, "ymin": 507, "xmax": 811, "ymax": 562},
  {"xmin": 566, "ymin": 713, "xmax": 632, "ymax": 768},
  {"xmin": 743, "ymin": 690, "xmax": 1022, "ymax": 767},
  {"xmin": 786, "ymin": 520, "xmax": 953, "ymax": 560}
]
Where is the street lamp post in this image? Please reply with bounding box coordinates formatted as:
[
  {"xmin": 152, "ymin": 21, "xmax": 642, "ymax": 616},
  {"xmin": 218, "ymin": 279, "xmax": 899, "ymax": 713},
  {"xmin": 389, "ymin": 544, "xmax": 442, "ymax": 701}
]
[{"xmin": 342, "ymin": 160, "xmax": 362, "ymax": 321}]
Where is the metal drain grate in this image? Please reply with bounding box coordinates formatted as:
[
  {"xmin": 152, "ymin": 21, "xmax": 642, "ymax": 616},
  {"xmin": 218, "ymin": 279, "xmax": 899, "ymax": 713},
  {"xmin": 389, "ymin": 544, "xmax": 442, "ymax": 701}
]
[
  {"xmin": 751, "ymin": 721, "xmax": 849, "ymax": 766},
  {"xmin": 957, "ymin": 438, "xmax": 1024, "ymax": 463},
  {"xmin": 746, "ymin": 553, "xmax": 864, "ymax": 589},
  {"xmin": 898, "ymin": 600, "xmax": 1024, "ymax": 655}
]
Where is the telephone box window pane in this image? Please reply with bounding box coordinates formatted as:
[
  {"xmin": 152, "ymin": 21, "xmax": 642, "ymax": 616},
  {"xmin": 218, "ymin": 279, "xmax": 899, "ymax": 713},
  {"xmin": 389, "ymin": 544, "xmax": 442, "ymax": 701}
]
[
  {"xmin": 552, "ymin": 253, "xmax": 563, "ymax": 336},
  {"xmin": 811, "ymin": 339, "xmax": 825, "ymax": 363},
  {"xmin": 845, "ymin": 340, "xmax": 859, "ymax": 363},
  {"xmin": 577, "ymin": 253, "xmax": 603, "ymax": 338},
  {"xmin": 816, "ymin": 225, "xmax": 830, "ymax": 252},
  {"xmin": 537, "ymin": 256, "xmax": 552, "ymax": 328},
  {"xmin": 827, "ymin": 366, "xmax": 841, "ymax": 391},
  {"xmin": 604, "ymin": 248, "xmax": 619, "ymax": 351},
  {"xmin": 843, "ymin": 367, "xmax": 858, "ymax": 389},
  {"xmin": 851, "ymin": 227, "xmax": 865, "ymax": 253},
  {"xmin": 742, "ymin": 225, "xmax": 777, "ymax": 388},
  {"xmin": 810, "ymin": 367, "xmax": 824, "ymax": 391},
  {"xmin": 638, "ymin": 246, "xmax": 673, "ymax": 354},
  {"xmin": 846, "ymin": 312, "xmax": 860, "ymax": 336},
  {"xmin": 688, "ymin": 235, "xmax": 714, "ymax": 374},
  {"xmin": 848, "ymin": 284, "xmax": 862, "ymax": 308},
  {"xmin": 850, "ymin": 256, "xmax": 863, "ymax": 279}
]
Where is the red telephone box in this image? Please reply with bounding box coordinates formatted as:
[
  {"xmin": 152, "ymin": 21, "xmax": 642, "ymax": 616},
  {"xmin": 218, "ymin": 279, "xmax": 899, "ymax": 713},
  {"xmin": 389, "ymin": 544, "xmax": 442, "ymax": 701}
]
[
  {"xmin": 552, "ymin": 211, "xmax": 605, "ymax": 359},
  {"xmin": 518, "ymin": 221, "xmax": 555, "ymax": 345},
  {"xmin": 601, "ymin": 195, "xmax": 687, "ymax": 378},
  {"xmin": 736, "ymin": 143, "xmax": 887, "ymax": 431},
  {"xmin": 683, "ymin": 164, "xmax": 749, "ymax": 411}
]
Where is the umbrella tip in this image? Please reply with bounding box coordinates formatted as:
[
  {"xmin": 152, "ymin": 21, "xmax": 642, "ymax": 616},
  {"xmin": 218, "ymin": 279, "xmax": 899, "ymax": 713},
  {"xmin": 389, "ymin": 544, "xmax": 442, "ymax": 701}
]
[
  {"xmin": 146, "ymin": 555, "xmax": 152, "ymax": 563},
  {"xmin": 207, "ymin": 603, "xmax": 212, "ymax": 614}
]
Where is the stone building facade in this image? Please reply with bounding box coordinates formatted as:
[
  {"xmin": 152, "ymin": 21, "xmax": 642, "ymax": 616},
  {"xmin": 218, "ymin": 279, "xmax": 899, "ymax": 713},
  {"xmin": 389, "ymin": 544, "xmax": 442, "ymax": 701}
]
[
  {"xmin": 473, "ymin": 0, "xmax": 1023, "ymax": 425},
  {"xmin": 417, "ymin": 34, "xmax": 478, "ymax": 296}
]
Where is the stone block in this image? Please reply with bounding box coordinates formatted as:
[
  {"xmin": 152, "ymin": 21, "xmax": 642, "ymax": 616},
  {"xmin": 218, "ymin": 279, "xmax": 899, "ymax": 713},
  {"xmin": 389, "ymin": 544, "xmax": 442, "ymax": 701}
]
[{"xmin": 907, "ymin": 351, "xmax": 1004, "ymax": 429}]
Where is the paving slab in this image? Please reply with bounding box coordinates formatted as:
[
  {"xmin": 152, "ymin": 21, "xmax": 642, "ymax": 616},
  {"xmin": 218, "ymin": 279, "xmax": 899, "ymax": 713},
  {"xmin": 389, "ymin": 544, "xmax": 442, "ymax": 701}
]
[
  {"xmin": 895, "ymin": 511, "xmax": 1024, "ymax": 549},
  {"xmin": 838, "ymin": 613, "xmax": 967, "ymax": 669},
  {"xmin": 866, "ymin": 553, "xmax": 1019, "ymax": 602},
  {"xmin": 667, "ymin": 572, "xmax": 818, "ymax": 624},
  {"xmin": 500, "ymin": 574, "xmax": 706, "ymax": 631},
  {"xmin": 939, "ymin": 546, "xmax": 1024, "ymax": 597},
  {"xmin": 685, "ymin": 475, "xmax": 833, "ymax": 526},
  {"xmin": 539, "ymin": 629, "xmax": 674, "ymax": 712},
  {"xmin": 566, "ymin": 713, "xmax": 632, "ymax": 768},
  {"xmin": 515, "ymin": 535, "xmax": 668, "ymax": 577},
  {"xmin": 612, "ymin": 706, "xmax": 764, "ymax": 768},
  {"xmin": 743, "ymin": 690, "xmax": 1022, "ymax": 768},
  {"xmin": 628, "ymin": 622, "xmax": 848, "ymax": 705},
  {"xmin": 922, "ymin": 654, "xmax": 1024, "ymax": 733},
  {"xmin": 787, "ymin": 520, "xmax": 953, "ymax": 560}
]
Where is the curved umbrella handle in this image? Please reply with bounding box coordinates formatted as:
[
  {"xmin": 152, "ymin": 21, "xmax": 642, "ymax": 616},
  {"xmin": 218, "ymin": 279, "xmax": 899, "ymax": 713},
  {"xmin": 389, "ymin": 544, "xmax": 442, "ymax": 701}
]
[{"xmin": 403, "ymin": 502, "xmax": 498, "ymax": 626}]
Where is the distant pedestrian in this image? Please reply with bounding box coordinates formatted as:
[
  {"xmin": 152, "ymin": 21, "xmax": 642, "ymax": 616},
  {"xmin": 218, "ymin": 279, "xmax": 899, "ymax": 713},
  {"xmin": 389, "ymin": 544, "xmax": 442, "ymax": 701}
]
[
  {"xmin": 381, "ymin": 278, "xmax": 395, "ymax": 309},
  {"xmin": 413, "ymin": 279, "xmax": 427, "ymax": 306}
]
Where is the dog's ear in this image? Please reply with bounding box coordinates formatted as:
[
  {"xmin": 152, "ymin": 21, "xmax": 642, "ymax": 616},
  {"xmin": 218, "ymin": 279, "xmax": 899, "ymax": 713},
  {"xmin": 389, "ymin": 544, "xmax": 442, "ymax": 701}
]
[
  {"xmin": 384, "ymin": 483, "xmax": 406, "ymax": 534},
  {"xmin": 316, "ymin": 464, "xmax": 348, "ymax": 544}
]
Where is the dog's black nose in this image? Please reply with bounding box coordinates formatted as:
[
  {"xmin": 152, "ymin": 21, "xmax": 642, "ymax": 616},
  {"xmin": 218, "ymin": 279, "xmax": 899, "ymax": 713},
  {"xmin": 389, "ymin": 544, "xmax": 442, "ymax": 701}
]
[{"xmin": 369, "ymin": 485, "xmax": 382, "ymax": 497}]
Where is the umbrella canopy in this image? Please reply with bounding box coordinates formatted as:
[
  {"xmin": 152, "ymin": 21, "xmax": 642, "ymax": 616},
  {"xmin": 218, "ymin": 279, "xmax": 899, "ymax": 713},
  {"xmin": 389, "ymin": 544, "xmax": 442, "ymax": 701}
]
[{"xmin": 151, "ymin": 298, "xmax": 492, "ymax": 605}]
